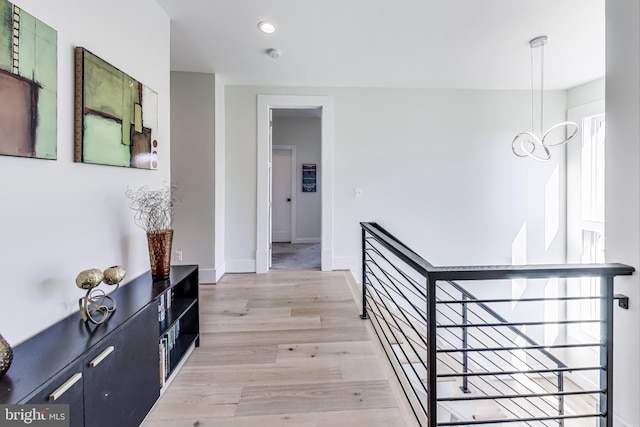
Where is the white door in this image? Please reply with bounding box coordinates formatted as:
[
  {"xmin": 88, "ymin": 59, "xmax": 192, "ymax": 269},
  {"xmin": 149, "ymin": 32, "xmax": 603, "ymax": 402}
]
[{"xmin": 272, "ymin": 147, "xmax": 292, "ymax": 242}]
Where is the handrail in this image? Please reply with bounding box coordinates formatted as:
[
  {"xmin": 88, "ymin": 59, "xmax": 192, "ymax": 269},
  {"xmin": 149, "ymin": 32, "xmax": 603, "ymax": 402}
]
[
  {"xmin": 360, "ymin": 221, "xmax": 635, "ymax": 427},
  {"xmin": 362, "ymin": 221, "xmax": 634, "ymax": 279}
]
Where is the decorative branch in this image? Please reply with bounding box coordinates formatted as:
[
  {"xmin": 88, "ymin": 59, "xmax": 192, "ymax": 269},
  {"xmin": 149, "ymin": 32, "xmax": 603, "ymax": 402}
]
[{"xmin": 125, "ymin": 184, "xmax": 181, "ymax": 232}]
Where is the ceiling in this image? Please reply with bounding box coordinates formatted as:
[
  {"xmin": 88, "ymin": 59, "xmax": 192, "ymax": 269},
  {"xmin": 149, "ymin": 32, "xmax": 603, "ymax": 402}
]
[{"xmin": 155, "ymin": 0, "xmax": 605, "ymax": 91}]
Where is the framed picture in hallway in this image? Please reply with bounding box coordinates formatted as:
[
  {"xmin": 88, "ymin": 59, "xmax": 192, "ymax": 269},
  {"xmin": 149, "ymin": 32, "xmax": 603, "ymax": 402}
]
[
  {"xmin": 0, "ymin": 0, "xmax": 57, "ymax": 160},
  {"xmin": 302, "ymin": 163, "xmax": 316, "ymax": 192},
  {"xmin": 74, "ymin": 47, "xmax": 159, "ymax": 169}
]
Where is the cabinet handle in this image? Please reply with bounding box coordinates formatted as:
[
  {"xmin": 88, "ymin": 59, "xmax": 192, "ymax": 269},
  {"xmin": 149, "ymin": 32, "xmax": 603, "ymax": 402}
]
[
  {"xmin": 89, "ymin": 345, "xmax": 115, "ymax": 368},
  {"xmin": 49, "ymin": 373, "xmax": 82, "ymax": 401}
]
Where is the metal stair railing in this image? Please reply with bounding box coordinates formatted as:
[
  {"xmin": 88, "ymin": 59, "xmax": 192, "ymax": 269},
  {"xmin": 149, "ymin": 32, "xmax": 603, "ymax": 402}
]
[{"xmin": 360, "ymin": 222, "xmax": 634, "ymax": 427}]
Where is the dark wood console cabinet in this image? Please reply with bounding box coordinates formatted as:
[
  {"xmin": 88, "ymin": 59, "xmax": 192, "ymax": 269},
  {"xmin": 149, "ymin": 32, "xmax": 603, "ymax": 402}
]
[{"xmin": 0, "ymin": 265, "xmax": 199, "ymax": 427}]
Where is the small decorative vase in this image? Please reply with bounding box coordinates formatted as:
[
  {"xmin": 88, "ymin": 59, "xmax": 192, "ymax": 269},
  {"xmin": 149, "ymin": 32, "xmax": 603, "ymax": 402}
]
[
  {"xmin": 0, "ymin": 333, "xmax": 13, "ymax": 377},
  {"xmin": 147, "ymin": 229, "xmax": 173, "ymax": 281}
]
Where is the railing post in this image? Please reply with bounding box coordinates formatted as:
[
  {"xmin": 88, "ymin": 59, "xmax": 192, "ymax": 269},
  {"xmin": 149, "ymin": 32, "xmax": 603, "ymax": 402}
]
[
  {"xmin": 558, "ymin": 371, "xmax": 565, "ymax": 427},
  {"xmin": 427, "ymin": 275, "xmax": 438, "ymax": 427},
  {"xmin": 600, "ymin": 276, "xmax": 614, "ymax": 427},
  {"xmin": 360, "ymin": 227, "xmax": 369, "ymax": 320},
  {"xmin": 461, "ymin": 293, "xmax": 470, "ymax": 393}
]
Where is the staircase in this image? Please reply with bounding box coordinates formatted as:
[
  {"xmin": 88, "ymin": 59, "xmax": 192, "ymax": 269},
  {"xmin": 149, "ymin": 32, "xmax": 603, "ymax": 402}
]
[{"xmin": 360, "ymin": 222, "xmax": 633, "ymax": 426}]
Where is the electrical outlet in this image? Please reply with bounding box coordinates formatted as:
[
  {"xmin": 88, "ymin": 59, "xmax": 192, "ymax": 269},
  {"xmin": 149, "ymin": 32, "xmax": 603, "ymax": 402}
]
[
  {"xmin": 173, "ymin": 250, "xmax": 183, "ymax": 262},
  {"xmin": 354, "ymin": 188, "xmax": 363, "ymax": 198}
]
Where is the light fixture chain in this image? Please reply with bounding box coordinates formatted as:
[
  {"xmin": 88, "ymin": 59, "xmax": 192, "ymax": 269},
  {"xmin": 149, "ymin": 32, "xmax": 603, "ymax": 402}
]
[{"xmin": 530, "ymin": 46, "xmax": 535, "ymax": 133}]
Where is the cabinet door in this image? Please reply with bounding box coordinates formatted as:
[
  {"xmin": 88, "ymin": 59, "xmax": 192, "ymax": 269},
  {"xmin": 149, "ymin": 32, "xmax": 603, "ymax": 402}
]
[
  {"xmin": 83, "ymin": 304, "xmax": 159, "ymax": 427},
  {"xmin": 26, "ymin": 359, "xmax": 84, "ymax": 427}
]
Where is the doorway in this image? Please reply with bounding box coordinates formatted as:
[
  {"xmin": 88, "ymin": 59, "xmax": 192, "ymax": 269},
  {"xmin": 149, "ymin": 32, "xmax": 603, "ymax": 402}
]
[
  {"xmin": 256, "ymin": 95, "xmax": 334, "ymax": 273},
  {"xmin": 271, "ymin": 108, "xmax": 322, "ymax": 270}
]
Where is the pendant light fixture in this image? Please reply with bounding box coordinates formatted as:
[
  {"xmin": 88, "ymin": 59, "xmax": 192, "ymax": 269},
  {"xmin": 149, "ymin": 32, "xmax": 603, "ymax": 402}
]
[{"xmin": 512, "ymin": 36, "xmax": 578, "ymax": 161}]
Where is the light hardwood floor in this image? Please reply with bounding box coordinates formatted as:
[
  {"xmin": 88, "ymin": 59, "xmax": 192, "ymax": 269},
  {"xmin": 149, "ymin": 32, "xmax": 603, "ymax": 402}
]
[{"xmin": 143, "ymin": 270, "xmax": 413, "ymax": 427}]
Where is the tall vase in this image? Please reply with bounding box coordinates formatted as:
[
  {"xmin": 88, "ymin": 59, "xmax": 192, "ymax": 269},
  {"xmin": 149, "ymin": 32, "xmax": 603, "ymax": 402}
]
[
  {"xmin": 147, "ymin": 229, "xmax": 173, "ymax": 281},
  {"xmin": 0, "ymin": 333, "xmax": 13, "ymax": 377}
]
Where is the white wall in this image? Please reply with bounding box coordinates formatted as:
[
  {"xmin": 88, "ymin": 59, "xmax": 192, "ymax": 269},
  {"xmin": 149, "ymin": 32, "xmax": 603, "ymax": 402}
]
[
  {"xmin": 0, "ymin": 0, "xmax": 170, "ymax": 345},
  {"xmin": 606, "ymin": 0, "xmax": 640, "ymax": 424},
  {"xmin": 272, "ymin": 116, "xmax": 322, "ymax": 243},
  {"xmin": 225, "ymin": 86, "xmax": 568, "ymax": 276},
  {"xmin": 170, "ymin": 72, "xmax": 216, "ymax": 282},
  {"xmin": 567, "ymin": 77, "xmax": 605, "ymax": 109}
]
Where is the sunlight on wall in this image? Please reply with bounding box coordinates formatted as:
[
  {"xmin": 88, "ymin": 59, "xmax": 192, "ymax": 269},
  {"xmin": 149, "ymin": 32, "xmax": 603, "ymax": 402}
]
[
  {"xmin": 511, "ymin": 222, "xmax": 527, "ymax": 310},
  {"xmin": 512, "ymin": 326, "xmax": 528, "ymax": 371},
  {"xmin": 545, "ymin": 165, "xmax": 560, "ymax": 251},
  {"xmin": 544, "ymin": 278, "xmax": 559, "ymax": 346}
]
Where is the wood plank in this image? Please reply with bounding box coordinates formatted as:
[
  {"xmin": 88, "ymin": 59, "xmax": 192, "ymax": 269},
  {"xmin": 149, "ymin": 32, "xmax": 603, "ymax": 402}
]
[
  {"xmin": 201, "ymin": 315, "xmax": 321, "ymax": 333},
  {"xmin": 235, "ymin": 380, "xmax": 398, "ymax": 416},
  {"xmin": 184, "ymin": 345, "xmax": 279, "ymax": 366},
  {"xmin": 276, "ymin": 341, "xmax": 378, "ymax": 362},
  {"xmin": 172, "ymin": 360, "xmax": 344, "ymax": 387}
]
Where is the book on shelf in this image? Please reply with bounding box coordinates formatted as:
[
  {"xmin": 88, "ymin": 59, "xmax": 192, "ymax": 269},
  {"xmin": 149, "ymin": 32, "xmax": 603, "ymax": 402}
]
[
  {"xmin": 159, "ymin": 338, "xmax": 167, "ymax": 386},
  {"xmin": 158, "ymin": 294, "xmax": 166, "ymax": 322},
  {"xmin": 166, "ymin": 288, "xmax": 173, "ymax": 309}
]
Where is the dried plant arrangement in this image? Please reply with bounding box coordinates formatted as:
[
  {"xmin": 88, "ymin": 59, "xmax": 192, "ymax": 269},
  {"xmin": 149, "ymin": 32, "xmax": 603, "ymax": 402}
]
[{"xmin": 125, "ymin": 184, "xmax": 180, "ymax": 232}]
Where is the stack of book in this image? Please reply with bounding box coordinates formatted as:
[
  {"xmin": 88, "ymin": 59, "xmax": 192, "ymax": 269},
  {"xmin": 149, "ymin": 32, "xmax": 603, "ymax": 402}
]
[
  {"xmin": 158, "ymin": 287, "xmax": 181, "ymax": 387},
  {"xmin": 158, "ymin": 288, "xmax": 173, "ymax": 322}
]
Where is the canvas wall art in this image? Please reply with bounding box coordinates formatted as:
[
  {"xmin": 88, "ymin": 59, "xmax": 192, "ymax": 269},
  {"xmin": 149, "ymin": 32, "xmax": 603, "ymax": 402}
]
[
  {"xmin": 0, "ymin": 0, "xmax": 57, "ymax": 160},
  {"xmin": 74, "ymin": 47, "xmax": 158, "ymax": 169},
  {"xmin": 302, "ymin": 163, "xmax": 317, "ymax": 192}
]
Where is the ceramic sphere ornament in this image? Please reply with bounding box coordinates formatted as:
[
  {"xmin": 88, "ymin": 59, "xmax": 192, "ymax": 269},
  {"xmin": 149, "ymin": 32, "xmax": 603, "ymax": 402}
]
[
  {"xmin": 75, "ymin": 268, "xmax": 104, "ymax": 290},
  {"xmin": 103, "ymin": 265, "xmax": 126, "ymax": 285},
  {"xmin": 0, "ymin": 333, "xmax": 12, "ymax": 377}
]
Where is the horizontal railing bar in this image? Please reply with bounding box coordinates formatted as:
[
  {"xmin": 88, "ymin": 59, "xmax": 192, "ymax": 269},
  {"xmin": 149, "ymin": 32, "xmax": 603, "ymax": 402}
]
[
  {"xmin": 365, "ymin": 299, "xmax": 428, "ymax": 421},
  {"xmin": 437, "ymin": 342, "xmax": 603, "ymax": 353},
  {"xmin": 437, "ymin": 365, "xmax": 603, "ymax": 378},
  {"xmin": 365, "ymin": 307, "xmax": 427, "ymax": 352},
  {"xmin": 362, "ymin": 223, "xmax": 433, "ymax": 276},
  {"xmin": 365, "ymin": 250, "xmax": 426, "ymax": 299},
  {"xmin": 438, "ymin": 319, "xmax": 598, "ymax": 328},
  {"xmin": 437, "ymin": 296, "xmax": 604, "ymax": 304},
  {"xmin": 438, "ymin": 388, "xmax": 604, "ymax": 402},
  {"xmin": 438, "ymin": 412, "xmax": 602, "ymax": 426},
  {"xmin": 440, "ymin": 281, "xmax": 568, "ymax": 370}
]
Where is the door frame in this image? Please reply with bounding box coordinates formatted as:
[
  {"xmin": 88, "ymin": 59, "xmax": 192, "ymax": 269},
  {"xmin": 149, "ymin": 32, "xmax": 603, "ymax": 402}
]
[
  {"xmin": 272, "ymin": 145, "xmax": 297, "ymax": 244},
  {"xmin": 256, "ymin": 95, "xmax": 334, "ymax": 273}
]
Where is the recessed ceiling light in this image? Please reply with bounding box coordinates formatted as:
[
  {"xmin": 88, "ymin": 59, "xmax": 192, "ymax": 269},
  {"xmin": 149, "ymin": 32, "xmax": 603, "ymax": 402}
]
[{"xmin": 258, "ymin": 21, "xmax": 276, "ymax": 34}]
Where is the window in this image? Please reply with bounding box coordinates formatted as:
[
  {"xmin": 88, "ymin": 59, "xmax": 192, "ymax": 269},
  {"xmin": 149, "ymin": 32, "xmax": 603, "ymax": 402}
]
[{"xmin": 567, "ymin": 102, "xmax": 605, "ymax": 341}]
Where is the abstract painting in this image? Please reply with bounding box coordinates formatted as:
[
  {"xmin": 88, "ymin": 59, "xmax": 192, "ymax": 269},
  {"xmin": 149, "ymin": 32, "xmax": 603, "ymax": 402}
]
[
  {"xmin": 0, "ymin": 0, "xmax": 57, "ymax": 160},
  {"xmin": 302, "ymin": 163, "xmax": 316, "ymax": 192},
  {"xmin": 74, "ymin": 47, "xmax": 158, "ymax": 169}
]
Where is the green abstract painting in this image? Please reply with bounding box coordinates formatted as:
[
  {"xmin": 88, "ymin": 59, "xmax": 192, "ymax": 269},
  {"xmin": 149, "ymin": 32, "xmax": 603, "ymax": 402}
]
[
  {"xmin": 74, "ymin": 47, "xmax": 159, "ymax": 169},
  {"xmin": 0, "ymin": 0, "xmax": 57, "ymax": 160}
]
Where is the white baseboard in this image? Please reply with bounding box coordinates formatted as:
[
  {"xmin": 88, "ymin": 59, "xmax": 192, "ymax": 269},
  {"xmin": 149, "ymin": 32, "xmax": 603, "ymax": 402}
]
[
  {"xmin": 214, "ymin": 261, "xmax": 226, "ymax": 282},
  {"xmin": 225, "ymin": 259, "xmax": 256, "ymax": 273},
  {"xmin": 332, "ymin": 256, "xmax": 357, "ymax": 272},
  {"xmin": 321, "ymin": 248, "xmax": 333, "ymax": 271},
  {"xmin": 255, "ymin": 249, "xmax": 268, "ymax": 273},
  {"xmin": 199, "ymin": 268, "xmax": 217, "ymax": 284},
  {"xmin": 292, "ymin": 237, "xmax": 321, "ymax": 244}
]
